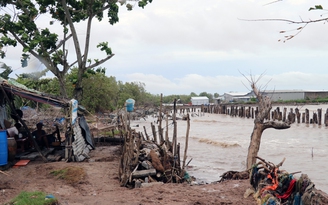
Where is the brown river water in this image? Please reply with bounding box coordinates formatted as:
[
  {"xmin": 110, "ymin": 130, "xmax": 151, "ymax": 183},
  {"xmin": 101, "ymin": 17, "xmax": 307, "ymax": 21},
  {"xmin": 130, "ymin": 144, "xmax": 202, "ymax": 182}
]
[{"xmin": 133, "ymin": 104, "xmax": 328, "ymax": 193}]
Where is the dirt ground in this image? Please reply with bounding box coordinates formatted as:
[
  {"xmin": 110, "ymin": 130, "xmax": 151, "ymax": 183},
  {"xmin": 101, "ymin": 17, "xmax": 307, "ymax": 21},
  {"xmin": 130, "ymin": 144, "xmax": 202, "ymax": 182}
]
[{"xmin": 0, "ymin": 144, "xmax": 256, "ymax": 205}]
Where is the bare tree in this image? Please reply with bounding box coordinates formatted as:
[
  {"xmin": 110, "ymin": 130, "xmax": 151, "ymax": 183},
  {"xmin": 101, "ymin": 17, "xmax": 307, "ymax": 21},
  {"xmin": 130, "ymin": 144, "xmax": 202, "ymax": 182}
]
[
  {"xmin": 240, "ymin": 4, "xmax": 327, "ymax": 42},
  {"xmin": 243, "ymin": 74, "xmax": 291, "ymax": 169}
]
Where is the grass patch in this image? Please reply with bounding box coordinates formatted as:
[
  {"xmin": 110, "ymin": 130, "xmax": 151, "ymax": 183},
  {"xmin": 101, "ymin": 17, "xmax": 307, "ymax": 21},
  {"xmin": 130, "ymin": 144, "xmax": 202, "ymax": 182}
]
[
  {"xmin": 50, "ymin": 166, "xmax": 86, "ymax": 185},
  {"xmin": 6, "ymin": 191, "xmax": 58, "ymax": 205}
]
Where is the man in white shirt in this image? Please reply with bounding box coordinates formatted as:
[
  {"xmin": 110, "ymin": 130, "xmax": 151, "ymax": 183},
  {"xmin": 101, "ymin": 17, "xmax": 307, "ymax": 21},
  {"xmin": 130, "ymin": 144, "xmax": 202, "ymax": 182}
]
[{"xmin": 7, "ymin": 123, "xmax": 21, "ymax": 138}]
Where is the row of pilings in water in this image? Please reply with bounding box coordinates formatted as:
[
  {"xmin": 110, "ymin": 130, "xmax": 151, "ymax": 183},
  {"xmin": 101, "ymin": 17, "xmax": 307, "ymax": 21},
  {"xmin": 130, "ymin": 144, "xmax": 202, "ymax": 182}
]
[{"xmin": 171, "ymin": 104, "xmax": 328, "ymax": 126}]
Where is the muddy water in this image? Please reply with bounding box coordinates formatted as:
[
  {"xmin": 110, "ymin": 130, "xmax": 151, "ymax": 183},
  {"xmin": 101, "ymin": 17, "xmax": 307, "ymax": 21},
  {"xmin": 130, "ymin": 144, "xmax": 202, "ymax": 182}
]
[{"xmin": 133, "ymin": 104, "xmax": 328, "ymax": 193}]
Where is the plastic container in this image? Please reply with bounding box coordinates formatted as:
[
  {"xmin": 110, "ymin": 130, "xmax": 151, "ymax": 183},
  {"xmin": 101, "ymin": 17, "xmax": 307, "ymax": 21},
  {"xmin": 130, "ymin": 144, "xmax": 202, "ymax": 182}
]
[
  {"xmin": 0, "ymin": 130, "xmax": 8, "ymax": 166},
  {"xmin": 126, "ymin": 98, "xmax": 135, "ymax": 112}
]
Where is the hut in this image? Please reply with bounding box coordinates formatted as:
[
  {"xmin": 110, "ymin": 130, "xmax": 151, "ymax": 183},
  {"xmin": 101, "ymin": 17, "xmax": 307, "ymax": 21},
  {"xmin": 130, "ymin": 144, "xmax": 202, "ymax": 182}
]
[{"xmin": 0, "ymin": 77, "xmax": 94, "ymax": 166}]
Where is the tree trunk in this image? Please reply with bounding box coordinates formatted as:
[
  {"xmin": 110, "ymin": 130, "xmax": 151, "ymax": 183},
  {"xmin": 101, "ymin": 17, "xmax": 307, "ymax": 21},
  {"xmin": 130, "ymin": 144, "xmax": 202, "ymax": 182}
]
[
  {"xmin": 245, "ymin": 78, "xmax": 290, "ymax": 170},
  {"xmin": 246, "ymin": 122, "xmax": 263, "ymax": 169},
  {"xmin": 58, "ymin": 75, "xmax": 68, "ymax": 98},
  {"xmin": 73, "ymin": 83, "xmax": 83, "ymax": 102}
]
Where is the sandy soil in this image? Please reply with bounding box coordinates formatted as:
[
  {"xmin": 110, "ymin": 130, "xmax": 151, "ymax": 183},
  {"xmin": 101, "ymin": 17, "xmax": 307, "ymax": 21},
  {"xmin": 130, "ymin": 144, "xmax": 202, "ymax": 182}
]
[{"xmin": 0, "ymin": 144, "xmax": 256, "ymax": 205}]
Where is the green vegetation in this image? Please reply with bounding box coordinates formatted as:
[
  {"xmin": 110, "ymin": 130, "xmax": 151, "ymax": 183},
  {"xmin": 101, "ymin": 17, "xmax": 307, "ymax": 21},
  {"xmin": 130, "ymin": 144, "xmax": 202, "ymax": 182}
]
[
  {"xmin": 0, "ymin": 0, "xmax": 153, "ymax": 100},
  {"xmin": 10, "ymin": 71, "xmax": 225, "ymax": 113},
  {"xmin": 6, "ymin": 191, "xmax": 58, "ymax": 205},
  {"xmin": 274, "ymin": 97, "xmax": 328, "ymax": 104}
]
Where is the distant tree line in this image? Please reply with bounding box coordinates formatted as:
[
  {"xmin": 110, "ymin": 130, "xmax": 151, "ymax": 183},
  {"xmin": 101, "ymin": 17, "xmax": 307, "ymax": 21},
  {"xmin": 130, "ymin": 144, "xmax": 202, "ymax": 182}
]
[{"xmin": 1, "ymin": 64, "xmax": 219, "ymax": 113}]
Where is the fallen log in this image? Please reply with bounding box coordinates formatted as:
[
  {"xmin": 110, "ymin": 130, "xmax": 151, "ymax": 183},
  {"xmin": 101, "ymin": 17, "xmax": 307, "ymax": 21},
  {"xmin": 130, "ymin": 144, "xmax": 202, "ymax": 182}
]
[{"xmin": 132, "ymin": 169, "xmax": 157, "ymax": 178}]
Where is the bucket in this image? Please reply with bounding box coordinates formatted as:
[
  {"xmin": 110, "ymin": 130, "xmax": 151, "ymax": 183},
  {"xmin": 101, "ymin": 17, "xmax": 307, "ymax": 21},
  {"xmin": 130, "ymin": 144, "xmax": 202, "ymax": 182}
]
[
  {"xmin": 7, "ymin": 137, "xmax": 17, "ymax": 162},
  {"xmin": 0, "ymin": 131, "xmax": 8, "ymax": 166},
  {"xmin": 126, "ymin": 98, "xmax": 135, "ymax": 112}
]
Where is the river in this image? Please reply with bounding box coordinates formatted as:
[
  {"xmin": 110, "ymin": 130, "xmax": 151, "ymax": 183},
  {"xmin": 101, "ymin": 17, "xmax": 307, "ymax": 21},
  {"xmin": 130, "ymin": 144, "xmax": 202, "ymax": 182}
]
[{"xmin": 133, "ymin": 104, "xmax": 328, "ymax": 193}]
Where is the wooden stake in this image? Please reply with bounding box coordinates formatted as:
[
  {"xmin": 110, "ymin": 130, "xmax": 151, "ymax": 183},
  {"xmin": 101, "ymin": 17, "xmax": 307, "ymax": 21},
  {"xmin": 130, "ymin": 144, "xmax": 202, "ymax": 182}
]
[{"xmin": 182, "ymin": 114, "xmax": 190, "ymax": 171}]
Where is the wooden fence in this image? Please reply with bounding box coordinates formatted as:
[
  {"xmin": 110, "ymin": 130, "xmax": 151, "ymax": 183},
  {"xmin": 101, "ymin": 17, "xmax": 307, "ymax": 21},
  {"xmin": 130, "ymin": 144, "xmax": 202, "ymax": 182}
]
[{"xmin": 166, "ymin": 104, "xmax": 328, "ymax": 127}]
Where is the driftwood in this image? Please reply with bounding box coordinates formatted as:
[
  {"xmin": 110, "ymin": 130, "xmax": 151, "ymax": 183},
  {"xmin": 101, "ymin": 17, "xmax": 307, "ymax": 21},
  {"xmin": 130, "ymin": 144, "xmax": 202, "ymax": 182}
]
[
  {"xmin": 132, "ymin": 169, "xmax": 156, "ymax": 178},
  {"xmin": 219, "ymin": 170, "xmax": 250, "ymax": 182}
]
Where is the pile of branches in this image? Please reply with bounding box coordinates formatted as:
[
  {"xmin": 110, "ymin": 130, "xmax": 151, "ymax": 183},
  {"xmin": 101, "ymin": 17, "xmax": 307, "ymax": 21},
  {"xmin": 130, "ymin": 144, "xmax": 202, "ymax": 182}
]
[
  {"xmin": 118, "ymin": 130, "xmax": 187, "ymax": 188},
  {"xmin": 250, "ymin": 156, "xmax": 328, "ymax": 205}
]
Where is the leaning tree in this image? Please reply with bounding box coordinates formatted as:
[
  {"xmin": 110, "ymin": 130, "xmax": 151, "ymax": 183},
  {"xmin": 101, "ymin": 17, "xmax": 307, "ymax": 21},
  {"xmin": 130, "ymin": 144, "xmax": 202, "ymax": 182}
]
[
  {"xmin": 0, "ymin": 0, "xmax": 153, "ymax": 101},
  {"xmin": 245, "ymin": 74, "xmax": 291, "ymax": 169}
]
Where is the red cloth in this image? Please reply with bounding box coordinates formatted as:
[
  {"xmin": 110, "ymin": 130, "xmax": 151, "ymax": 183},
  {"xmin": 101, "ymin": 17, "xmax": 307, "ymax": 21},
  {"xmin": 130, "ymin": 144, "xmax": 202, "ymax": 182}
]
[{"xmin": 276, "ymin": 179, "xmax": 296, "ymax": 199}]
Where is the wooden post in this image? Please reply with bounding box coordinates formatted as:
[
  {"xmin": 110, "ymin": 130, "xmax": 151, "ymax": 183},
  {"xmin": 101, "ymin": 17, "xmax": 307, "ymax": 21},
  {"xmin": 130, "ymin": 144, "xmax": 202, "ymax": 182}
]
[
  {"xmin": 182, "ymin": 114, "xmax": 190, "ymax": 171},
  {"xmin": 283, "ymin": 107, "xmax": 287, "ymax": 122},
  {"xmin": 295, "ymin": 108, "xmax": 301, "ymax": 124},
  {"xmin": 313, "ymin": 112, "xmax": 318, "ymax": 124},
  {"xmin": 165, "ymin": 111, "xmax": 170, "ymax": 150},
  {"xmin": 306, "ymin": 109, "xmax": 309, "ymax": 124},
  {"xmin": 172, "ymin": 99, "xmax": 177, "ymax": 156},
  {"xmin": 158, "ymin": 94, "xmax": 164, "ymax": 143},
  {"xmin": 151, "ymin": 122, "xmax": 157, "ymax": 144},
  {"xmin": 318, "ymin": 108, "xmax": 322, "ymax": 126},
  {"xmin": 143, "ymin": 126, "xmax": 149, "ymax": 141},
  {"xmin": 325, "ymin": 109, "xmax": 328, "ymax": 126}
]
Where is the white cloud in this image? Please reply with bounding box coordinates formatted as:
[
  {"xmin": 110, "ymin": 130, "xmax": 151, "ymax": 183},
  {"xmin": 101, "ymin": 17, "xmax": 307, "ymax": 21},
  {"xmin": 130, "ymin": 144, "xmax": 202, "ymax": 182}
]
[
  {"xmin": 125, "ymin": 71, "xmax": 328, "ymax": 95},
  {"xmin": 3, "ymin": 0, "xmax": 328, "ymax": 97}
]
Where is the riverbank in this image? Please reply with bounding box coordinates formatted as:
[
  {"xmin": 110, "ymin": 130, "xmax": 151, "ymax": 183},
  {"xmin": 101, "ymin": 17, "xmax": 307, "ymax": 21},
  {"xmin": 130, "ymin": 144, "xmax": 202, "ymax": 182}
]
[{"xmin": 0, "ymin": 144, "xmax": 256, "ymax": 205}]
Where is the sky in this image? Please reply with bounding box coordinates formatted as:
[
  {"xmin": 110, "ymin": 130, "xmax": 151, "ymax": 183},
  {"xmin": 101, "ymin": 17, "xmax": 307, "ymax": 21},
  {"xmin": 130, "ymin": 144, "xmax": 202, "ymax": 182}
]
[{"xmin": 2, "ymin": 0, "xmax": 328, "ymax": 96}]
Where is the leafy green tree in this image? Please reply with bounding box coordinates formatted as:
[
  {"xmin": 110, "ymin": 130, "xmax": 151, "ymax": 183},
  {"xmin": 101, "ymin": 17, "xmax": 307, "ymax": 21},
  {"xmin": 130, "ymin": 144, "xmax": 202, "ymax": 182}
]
[
  {"xmin": 116, "ymin": 81, "xmax": 147, "ymax": 108},
  {"xmin": 0, "ymin": 62, "xmax": 13, "ymax": 79},
  {"xmin": 81, "ymin": 70, "xmax": 119, "ymax": 113},
  {"xmin": 14, "ymin": 71, "xmax": 60, "ymax": 108},
  {"xmin": 190, "ymin": 92, "xmax": 198, "ymax": 97},
  {"xmin": 162, "ymin": 95, "xmax": 180, "ymax": 104},
  {"xmin": 199, "ymin": 91, "xmax": 213, "ymax": 102},
  {"xmin": 142, "ymin": 93, "xmax": 160, "ymax": 107},
  {"xmin": 179, "ymin": 95, "xmax": 191, "ymax": 104},
  {"xmin": 16, "ymin": 70, "xmax": 60, "ymax": 96},
  {"xmin": 214, "ymin": 92, "xmax": 220, "ymax": 98},
  {"xmin": 0, "ymin": 0, "xmax": 153, "ymax": 101}
]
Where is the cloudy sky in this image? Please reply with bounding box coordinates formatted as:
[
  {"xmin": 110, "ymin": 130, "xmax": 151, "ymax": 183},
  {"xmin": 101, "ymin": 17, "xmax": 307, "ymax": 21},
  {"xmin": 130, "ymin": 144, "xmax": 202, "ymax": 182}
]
[{"xmin": 4, "ymin": 0, "xmax": 328, "ymax": 95}]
